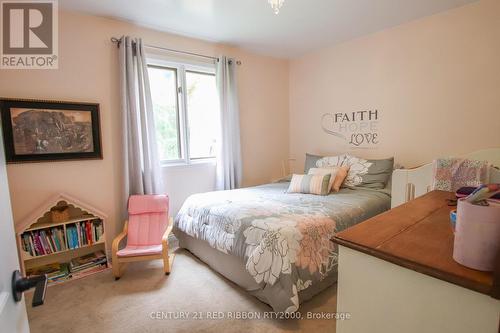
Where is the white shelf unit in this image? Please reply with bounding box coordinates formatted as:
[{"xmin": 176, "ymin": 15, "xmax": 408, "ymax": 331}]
[{"xmin": 15, "ymin": 193, "xmax": 109, "ymax": 285}]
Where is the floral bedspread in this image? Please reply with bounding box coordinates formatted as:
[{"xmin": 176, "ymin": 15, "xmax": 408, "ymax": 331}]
[{"xmin": 174, "ymin": 182, "xmax": 390, "ymax": 312}]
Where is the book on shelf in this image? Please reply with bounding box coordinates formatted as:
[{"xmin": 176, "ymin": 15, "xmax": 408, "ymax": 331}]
[
  {"xmin": 39, "ymin": 230, "xmax": 50, "ymax": 254},
  {"xmin": 25, "ymin": 250, "xmax": 107, "ymax": 284},
  {"xmin": 69, "ymin": 250, "xmax": 107, "ymax": 272},
  {"xmin": 26, "ymin": 262, "xmax": 70, "ymax": 283},
  {"xmin": 85, "ymin": 221, "xmax": 92, "ymax": 245},
  {"xmin": 32, "ymin": 232, "xmax": 44, "ymax": 255},
  {"xmin": 65, "ymin": 219, "xmax": 104, "ymax": 250},
  {"xmin": 68, "ymin": 250, "xmax": 108, "ymax": 279},
  {"xmin": 22, "ymin": 233, "xmax": 34, "ymax": 256},
  {"xmin": 44, "ymin": 230, "xmax": 54, "ymax": 253},
  {"xmin": 71, "ymin": 263, "xmax": 107, "ymax": 279},
  {"xmin": 76, "ymin": 223, "xmax": 82, "ymax": 246},
  {"xmin": 28, "ymin": 235, "xmax": 35, "ymax": 256},
  {"xmin": 48, "ymin": 229, "xmax": 58, "ymax": 252},
  {"xmin": 66, "ymin": 226, "xmax": 75, "ymax": 249},
  {"xmin": 59, "ymin": 228, "xmax": 67, "ymax": 250},
  {"xmin": 21, "ymin": 218, "xmax": 104, "ymax": 258},
  {"xmin": 22, "ymin": 226, "xmax": 66, "ymax": 257}
]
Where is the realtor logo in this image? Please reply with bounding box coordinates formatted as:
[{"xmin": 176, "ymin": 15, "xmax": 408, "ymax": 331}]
[{"xmin": 1, "ymin": 0, "xmax": 58, "ymax": 69}]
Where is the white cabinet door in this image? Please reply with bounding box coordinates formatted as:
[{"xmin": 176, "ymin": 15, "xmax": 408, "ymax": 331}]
[{"xmin": 0, "ymin": 130, "xmax": 30, "ymax": 332}]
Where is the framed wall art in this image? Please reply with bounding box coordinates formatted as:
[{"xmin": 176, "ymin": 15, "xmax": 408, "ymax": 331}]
[{"xmin": 0, "ymin": 98, "xmax": 102, "ymax": 163}]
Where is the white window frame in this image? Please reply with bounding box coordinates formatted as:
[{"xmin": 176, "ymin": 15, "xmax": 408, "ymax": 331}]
[{"xmin": 147, "ymin": 56, "xmax": 217, "ymax": 166}]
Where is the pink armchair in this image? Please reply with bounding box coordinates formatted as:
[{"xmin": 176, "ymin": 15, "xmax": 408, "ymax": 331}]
[{"xmin": 112, "ymin": 194, "xmax": 174, "ymax": 279}]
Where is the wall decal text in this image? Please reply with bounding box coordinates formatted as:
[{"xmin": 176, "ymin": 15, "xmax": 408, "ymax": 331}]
[{"xmin": 321, "ymin": 110, "xmax": 380, "ymax": 149}]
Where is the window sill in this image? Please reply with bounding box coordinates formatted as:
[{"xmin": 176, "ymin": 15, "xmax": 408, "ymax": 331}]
[{"xmin": 161, "ymin": 158, "xmax": 216, "ymax": 170}]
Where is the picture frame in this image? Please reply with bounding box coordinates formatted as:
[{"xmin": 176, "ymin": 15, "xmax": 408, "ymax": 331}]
[{"xmin": 0, "ymin": 98, "xmax": 102, "ymax": 163}]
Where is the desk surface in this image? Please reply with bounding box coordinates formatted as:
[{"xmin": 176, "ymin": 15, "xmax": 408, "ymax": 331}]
[{"xmin": 333, "ymin": 190, "xmax": 495, "ymax": 296}]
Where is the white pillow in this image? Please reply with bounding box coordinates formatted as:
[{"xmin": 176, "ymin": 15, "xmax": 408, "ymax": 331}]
[{"xmin": 308, "ymin": 167, "xmax": 340, "ymax": 192}]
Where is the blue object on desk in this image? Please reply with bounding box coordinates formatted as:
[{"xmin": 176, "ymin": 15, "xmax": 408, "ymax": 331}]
[{"xmin": 450, "ymin": 210, "xmax": 457, "ymax": 231}]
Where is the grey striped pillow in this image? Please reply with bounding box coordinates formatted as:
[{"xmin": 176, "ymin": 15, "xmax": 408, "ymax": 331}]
[{"xmin": 287, "ymin": 174, "xmax": 331, "ymax": 196}]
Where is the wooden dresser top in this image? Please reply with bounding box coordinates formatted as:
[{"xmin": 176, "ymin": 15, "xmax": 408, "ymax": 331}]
[{"xmin": 333, "ymin": 190, "xmax": 495, "ymax": 297}]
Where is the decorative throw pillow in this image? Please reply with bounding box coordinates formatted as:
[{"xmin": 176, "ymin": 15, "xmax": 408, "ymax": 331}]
[
  {"xmin": 316, "ymin": 154, "xmax": 394, "ymax": 189},
  {"xmin": 304, "ymin": 153, "xmax": 323, "ymax": 174},
  {"xmin": 308, "ymin": 166, "xmax": 349, "ymax": 192},
  {"xmin": 357, "ymin": 157, "xmax": 394, "ymax": 189},
  {"xmin": 287, "ymin": 174, "xmax": 331, "ymax": 196},
  {"xmin": 332, "ymin": 166, "xmax": 350, "ymax": 191},
  {"xmin": 308, "ymin": 167, "xmax": 337, "ymax": 192}
]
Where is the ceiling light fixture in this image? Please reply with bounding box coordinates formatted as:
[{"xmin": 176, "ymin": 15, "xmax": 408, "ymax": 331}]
[{"xmin": 268, "ymin": 0, "xmax": 285, "ymax": 15}]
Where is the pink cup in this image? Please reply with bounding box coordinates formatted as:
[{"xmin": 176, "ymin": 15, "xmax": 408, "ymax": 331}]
[{"xmin": 453, "ymin": 199, "xmax": 500, "ymax": 271}]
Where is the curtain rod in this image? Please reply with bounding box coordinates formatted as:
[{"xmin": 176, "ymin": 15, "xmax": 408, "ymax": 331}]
[{"xmin": 110, "ymin": 37, "xmax": 241, "ymax": 65}]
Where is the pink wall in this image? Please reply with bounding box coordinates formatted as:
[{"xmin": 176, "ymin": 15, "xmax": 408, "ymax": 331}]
[
  {"xmin": 0, "ymin": 11, "xmax": 289, "ymax": 242},
  {"xmin": 289, "ymin": 0, "xmax": 500, "ymax": 172}
]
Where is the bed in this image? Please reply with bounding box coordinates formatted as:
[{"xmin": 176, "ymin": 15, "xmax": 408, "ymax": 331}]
[{"xmin": 174, "ymin": 180, "xmax": 391, "ymax": 312}]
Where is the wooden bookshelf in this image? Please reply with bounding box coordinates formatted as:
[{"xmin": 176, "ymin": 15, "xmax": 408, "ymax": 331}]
[{"xmin": 16, "ymin": 193, "xmax": 110, "ymax": 285}]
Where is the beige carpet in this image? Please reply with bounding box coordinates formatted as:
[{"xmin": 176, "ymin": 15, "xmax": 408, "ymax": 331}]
[{"xmin": 26, "ymin": 250, "xmax": 338, "ymax": 333}]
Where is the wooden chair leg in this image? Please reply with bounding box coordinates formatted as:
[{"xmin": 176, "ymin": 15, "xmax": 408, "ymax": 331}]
[
  {"xmin": 112, "ymin": 221, "xmax": 129, "ymax": 280},
  {"xmin": 162, "ymin": 217, "xmax": 174, "ymax": 275},
  {"xmin": 112, "ymin": 260, "xmax": 127, "ymax": 280},
  {"xmin": 113, "ymin": 260, "xmax": 122, "ymax": 280},
  {"xmin": 162, "ymin": 242, "xmax": 175, "ymax": 275},
  {"xmin": 163, "ymin": 253, "xmax": 175, "ymax": 275},
  {"xmin": 162, "ymin": 244, "xmax": 170, "ymax": 275}
]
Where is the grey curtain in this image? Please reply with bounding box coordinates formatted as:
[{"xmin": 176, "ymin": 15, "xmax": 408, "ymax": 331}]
[
  {"xmin": 119, "ymin": 36, "xmax": 164, "ymax": 210},
  {"xmin": 215, "ymin": 56, "xmax": 243, "ymax": 190}
]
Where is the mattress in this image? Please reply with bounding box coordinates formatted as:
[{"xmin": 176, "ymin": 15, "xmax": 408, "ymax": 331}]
[{"xmin": 174, "ymin": 182, "xmax": 391, "ymax": 312}]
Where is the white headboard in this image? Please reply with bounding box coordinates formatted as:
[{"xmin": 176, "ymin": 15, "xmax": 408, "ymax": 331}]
[{"xmin": 391, "ymin": 148, "xmax": 500, "ymax": 208}]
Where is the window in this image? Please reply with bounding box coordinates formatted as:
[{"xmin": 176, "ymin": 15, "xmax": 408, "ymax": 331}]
[
  {"xmin": 147, "ymin": 60, "xmax": 219, "ymax": 163},
  {"xmin": 148, "ymin": 66, "xmax": 181, "ymax": 161}
]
